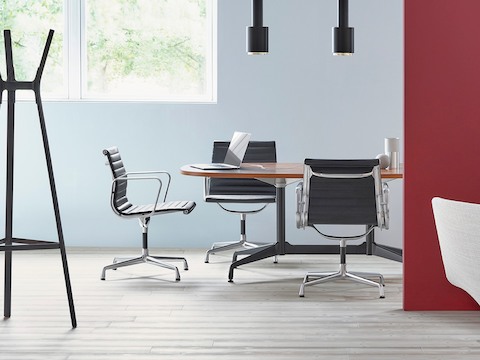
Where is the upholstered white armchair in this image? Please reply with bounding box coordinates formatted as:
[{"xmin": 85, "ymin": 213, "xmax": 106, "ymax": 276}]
[{"xmin": 432, "ymin": 197, "xmax": 480, "ymax": 306}]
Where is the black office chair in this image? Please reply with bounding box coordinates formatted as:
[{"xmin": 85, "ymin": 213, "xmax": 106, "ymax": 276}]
[
  {"xmin": 204, "ymin": 141, "xmax": 277, "ymax": 263},
  {"xmin": 296, "ymin": 159, "xmax": 389, "ymax": 298},
  {"xmin": 101, "ymin": 147, "xmax": 196, "ymax": 281}
]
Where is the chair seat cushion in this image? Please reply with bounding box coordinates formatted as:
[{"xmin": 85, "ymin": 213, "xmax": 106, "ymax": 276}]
[
  {"xmin": 121, "ymin": 200, "xmax": 196, "ymax": 216},
  {"xmin": 205, "ymin": 195, "xmax": 276, "ymax": 204}
]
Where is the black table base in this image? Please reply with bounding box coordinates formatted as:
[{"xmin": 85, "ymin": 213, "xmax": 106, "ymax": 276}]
[{"xmin": 228, "ymin": 240, "xmax": 402, "ymax": 282}]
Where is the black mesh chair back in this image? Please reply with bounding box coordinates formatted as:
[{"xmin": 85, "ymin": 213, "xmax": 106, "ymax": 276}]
[
  {"xmin": 304, "ymin": 159, "xmax": 380, "ymax": 226},
  {"xmin": 207, "ymin": 141, "xmax": 277, "ymax": 199},
  {"xmin": 103, "ymin": 147, "xmax": 131, "ymax": 215}
]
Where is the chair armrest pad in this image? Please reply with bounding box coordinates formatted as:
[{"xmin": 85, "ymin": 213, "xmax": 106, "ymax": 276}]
[{"xmin": 296, "ymin": 181, "xmax": 305, "ymax": 229}]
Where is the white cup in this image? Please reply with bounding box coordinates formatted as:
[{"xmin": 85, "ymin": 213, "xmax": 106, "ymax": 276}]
[{"xmin": 385, "ymin": 137, "xmax": 400, "ymax": 169}]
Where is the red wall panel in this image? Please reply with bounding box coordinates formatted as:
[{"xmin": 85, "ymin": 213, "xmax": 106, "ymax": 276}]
[{"xmin": 405, "ymin": 0, "xmax": 480, "ymax": 309}]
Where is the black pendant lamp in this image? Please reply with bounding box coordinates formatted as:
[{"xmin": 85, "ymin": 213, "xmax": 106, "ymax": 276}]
[
  {"xmin": 247, "ymin": 0, "xmax": 268, "ymax": 55},
  {"xmin": 333, "ymin": 0, "xmax": 354, "ymax": 56}
]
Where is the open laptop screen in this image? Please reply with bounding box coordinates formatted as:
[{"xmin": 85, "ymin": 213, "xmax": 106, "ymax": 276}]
[
  {"xmin": 224, "ymin": 131, "xmax": 251, "ymax": 167},
  {"xmin": 190, "ymin": 131, "xmax": 251, "ymax": 170}
]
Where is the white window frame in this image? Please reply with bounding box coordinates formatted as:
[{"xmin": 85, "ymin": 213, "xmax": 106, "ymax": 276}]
[{"xmin": 61, "ymin": 0, "xmax": 217, "ymax": 103}]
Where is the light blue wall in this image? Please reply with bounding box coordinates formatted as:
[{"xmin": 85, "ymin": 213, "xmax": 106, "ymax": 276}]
[{"xmin": 0, "ymin": 0, "xmax": 403, "ymax": 249}]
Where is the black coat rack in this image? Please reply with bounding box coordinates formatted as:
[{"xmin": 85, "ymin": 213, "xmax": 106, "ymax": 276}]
[{"xmin": 0, "ymin": 29, "xmax": 76, "ymax": 328}]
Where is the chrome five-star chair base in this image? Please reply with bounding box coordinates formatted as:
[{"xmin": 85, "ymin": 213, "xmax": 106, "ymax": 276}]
[
  {"xmin": 299, "ymin": 241, "xmax": 385, "ymax": 298},
  {"xmin": 205, "ymin": 211, "xmax": 277, "ymax": 263},
  {"xmin": 101, "ymin": 216, "xmax": 191, "ymax": 281},
  {"xmin": 101, "ymin": 248, "xmax": 188, "ymax": 282}
]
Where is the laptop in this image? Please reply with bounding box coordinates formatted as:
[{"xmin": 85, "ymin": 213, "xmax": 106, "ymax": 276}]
[{"xmin": 191, "ymin": 131, "xmax": 251, "ymax": 170}]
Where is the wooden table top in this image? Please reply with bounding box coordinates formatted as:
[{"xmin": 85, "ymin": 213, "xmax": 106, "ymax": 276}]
[{"xmin": 180, "ymin": 163, "xmax": 404, "ymax": 179}]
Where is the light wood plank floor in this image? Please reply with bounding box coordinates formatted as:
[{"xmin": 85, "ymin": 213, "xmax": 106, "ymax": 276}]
[{"xmin": 1, "ymin": 248, "xmax": 480, "ymax": 360}]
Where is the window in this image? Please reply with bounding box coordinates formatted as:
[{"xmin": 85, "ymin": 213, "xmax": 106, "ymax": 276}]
[{"xmin": 0, "ymin": 0, "xmax": 217, "ymax": 102}]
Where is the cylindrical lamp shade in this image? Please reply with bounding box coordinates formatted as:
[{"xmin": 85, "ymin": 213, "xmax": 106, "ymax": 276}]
[
  {"xmin": 247, "ymin": 26, "xmax": 268, "ymax": 54},
  {"xmin": 333, "ymin": 27, "xmax": 354, "ymax": 55}
]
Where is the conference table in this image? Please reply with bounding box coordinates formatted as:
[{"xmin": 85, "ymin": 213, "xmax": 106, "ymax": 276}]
[{"xmin": 180, "ymin": 163, "xmax": 403, "ymax": 281}]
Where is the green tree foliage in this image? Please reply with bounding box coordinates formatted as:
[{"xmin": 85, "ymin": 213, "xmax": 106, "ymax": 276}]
[{"xmin": 86, "ymin": 0, "xmax": 207, "ymax": 98}]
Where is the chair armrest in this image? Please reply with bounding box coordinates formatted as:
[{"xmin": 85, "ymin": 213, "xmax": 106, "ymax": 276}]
[
  {"xmin": 112, "ymin": 174, "xmax": 166, "ymax": 218},
  {"xmin": 381, "ymin": 182, "xmax": 390, "ymax": 230},
  {"xmin": 295, "ymin": 181, "xmax": 306, "ymax": 229},
  {"xmin": 203, "ymin": 177, "xmax": 211, "ymax": 199},
  {"xmin": 120, "ymin": 170, "xmax": 172, "ymax": 201}
]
